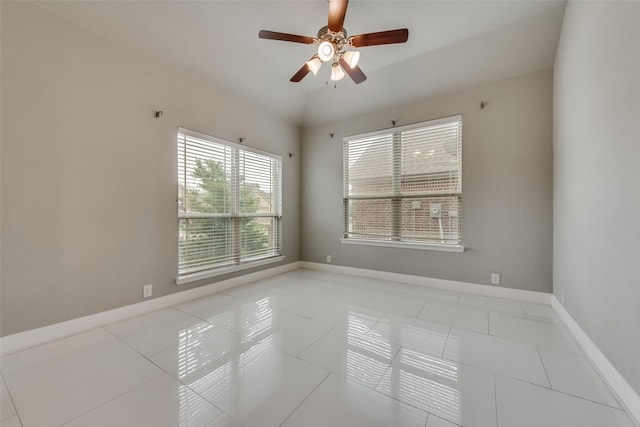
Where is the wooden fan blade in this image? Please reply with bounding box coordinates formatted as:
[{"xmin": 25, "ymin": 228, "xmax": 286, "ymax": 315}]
[
  {"xmin": 328, "ymin": 0, "xmax": 349, "ymax": 32},
  {"xmin": 290, "ymin": 63, "xmax": 311, "ymax": 83},
  {"xmin": 258, "ymin": 30, "xmax": 315, "ymax": 45},
  {"xmin": 339, "ymin": 58, "xmax": 366, "ymax": 84},
  {"xmin": 349, "ymin": 28, "xmax": 409, "ymax": 47}
]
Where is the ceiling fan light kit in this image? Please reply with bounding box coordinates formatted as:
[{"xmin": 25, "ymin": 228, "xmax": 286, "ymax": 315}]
[
  {"xmin": 317, "ymin": 40, "xmax": 336, "ymax": 62},
  {"xmin": 258, "ymin": 0, "xmax": 408, "ymax": 85},
  {"xmin": 306, "ymin": 56, "xmax": 322, "ymax": 76},
  {"xmin": 330, "ymin": 62, "xmax": 346, "ymax": 81},
  {"xmin": 342, "ymin": 50, "xmax": 360, "ymax": 69}
]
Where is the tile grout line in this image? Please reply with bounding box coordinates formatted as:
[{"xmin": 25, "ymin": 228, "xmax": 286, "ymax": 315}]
[
  {"xmin": 551, "ymin": 388, "xmax": 630, "ymax": 411},
  {"xmin": 370, "ymin": 377, "xmax": 446, "ymax": 424},
  {"xmin": 1, "ymin": 372, "xmax": 24, "ymax": 427},
  {"xmin": 415, "ymin": 300, "xmax": 429, "ymax": 319},
  {"xmin": 494, "ymin": 372, "xmax": 499, "ymax": 427},
  {"xmin": 374, "ymin": 342, "xmax": 566, "ymax": 425},
  {"xmin": 531, "ymin": 349, "xmax": 630, "ymax": 412},
  {"xmin": 56, "ymin": 376, "xmax": 162, "ymax": 426},
  {"xmin": 457, "ymin": 314, "xmax": 585, "ymax": 355},
  {"xmin": 106, "ymin": 316, "xmax": 222, "ymax": 362},
  {"xmin": 495, "ymin": 370, "xmax": 630, "ymax": 412},
  {"xmin": 413, "ymin": 300, "xmax": 428, "ymax": 319},
  {"xmin": 52, "ymin": 330, "xmax": 166, "ymax": 427},
  {"xmin": 99, "ymin": 325, "xmax": 231, "ymax": 417},
  {"xmin": 517, "ymin": 300, "xmax": 526, "ymax": 319},
  {"xmin": 133, "ymin": 329, "xmax": 257, "ymax": 420},
  {"xmin": 536, "ymin": 346, "xmax": 553, "ymax": 389},
  {"xmin": 373, "ymin": 344, "xmax": 403, "ymax": 390},
  {"xmin": 289, "ymin": 336, "xmax": 397, "ymax": 394},
  {"xmin": 438, "ymin": 347, "xmax": 559, "ymax": 392},
  {"xmin": 441, "ymin": 324, "xmax": 453, "ymax": 358},
  {"xmin": 486, "ymin": 311, "xmax": 491, "ymax": 335},
  {"xmin": 293, "ymin": 324, "xmax": 338, "ymax": 358},
  {"xmin": 0, "ymin": 324, "xmax": 114, "ymax": 358},
  {"xmin": 277, "ymin": 371, "xmax": 331, "ymax": 427}
]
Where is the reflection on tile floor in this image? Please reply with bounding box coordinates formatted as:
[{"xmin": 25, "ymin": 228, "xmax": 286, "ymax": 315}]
[{"xmin": 0, "ymin": 269, "xmax": 634, "ymax": 426}]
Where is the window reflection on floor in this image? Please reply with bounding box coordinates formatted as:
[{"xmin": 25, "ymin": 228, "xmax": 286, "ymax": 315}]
[
  {"xmin": 380, "ymin": 349, "xmax": 462, "ymax": 424},
  {"xmin": 346, "ymin": 313, "xmax": 396, "ymax": 386}
]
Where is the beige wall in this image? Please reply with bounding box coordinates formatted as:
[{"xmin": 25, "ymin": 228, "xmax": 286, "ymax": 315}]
[
  {"xmin": 554, "ymin": 1, "xmax": 640, "ymax": 394},
  {"xmin": 0, "ymin": 2, "xmax": 301, "ymax": 336},
  {"xmin": 301, "ymin": 69, "xmax": 554, "ymax": 293},
  {"xmin": 1, "ymin": 1, "xmax": 557, "ymax": 337}
]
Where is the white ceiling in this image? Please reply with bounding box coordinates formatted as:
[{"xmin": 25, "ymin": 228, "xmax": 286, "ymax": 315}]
[{"xmin": 34, "ymin": 0, "xmax": 566, "ymax": 127}]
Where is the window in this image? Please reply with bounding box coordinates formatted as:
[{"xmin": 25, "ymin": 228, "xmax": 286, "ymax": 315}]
[
  {"xmin": 343, "ymin": 115, "xmax": 463, "ymax": 251},
  {"xmin": 177, "ymin": 128, "xmax": 282, "ymax": 282}
]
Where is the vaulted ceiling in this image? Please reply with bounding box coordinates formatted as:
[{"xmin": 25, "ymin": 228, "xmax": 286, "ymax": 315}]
[{"xmin": 35, "ymin": 1, "xmax": 566, "ymax": 126}]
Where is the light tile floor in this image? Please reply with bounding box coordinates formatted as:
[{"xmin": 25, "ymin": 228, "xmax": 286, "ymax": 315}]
[{"xmin": 0, "ymin": 269, "xmax": 635, "ymax": 427}]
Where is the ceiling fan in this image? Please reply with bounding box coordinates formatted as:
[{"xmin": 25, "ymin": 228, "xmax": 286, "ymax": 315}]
[{"xmin": 258, "ymin": 0, "xmax": 409, "ymax": 84}]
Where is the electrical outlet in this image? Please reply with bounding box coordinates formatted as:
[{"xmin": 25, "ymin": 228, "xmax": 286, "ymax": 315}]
[
  {"xmin": 491, "ymin": 273, "xmax": 501, "ymax": 285},
  {"xmin": 560, "ymin": 290, "xmax": 565, "ymax": 304},
  {"xmin": 143, "ymin": 284, "xmax": 153, "ymax": 298},
  {"xmin": 326, "ymin": 255, "xmax": 332, "ymax": 264}
]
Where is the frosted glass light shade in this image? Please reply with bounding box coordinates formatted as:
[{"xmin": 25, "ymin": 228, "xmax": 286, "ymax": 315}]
[
  {"xmin": 343, "ymin": 50, "xmax": 360, "ymax": 68},
  {"xmin": 330, "ymin": 63, "xmax": 345, "ymax": 81},
  {"xmin": 306, "ymin": 57, "xmax": 322, "ymax": 75},
  {"xmin": 318, "ymin": 41, "xmax": 335, "ymax": 62}
]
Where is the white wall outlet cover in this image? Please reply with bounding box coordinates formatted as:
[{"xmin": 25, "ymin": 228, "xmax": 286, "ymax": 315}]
[
  {"xmin": 491, "ymin": 273, "xmax": 501, "ymax": 285},
  {"xmin": 326, "ymin": 255, "xmax": 332, "ymax": 263},
  {"xmin": 143, "ymin": 284, "xmax": 153, "ymax": 298}
]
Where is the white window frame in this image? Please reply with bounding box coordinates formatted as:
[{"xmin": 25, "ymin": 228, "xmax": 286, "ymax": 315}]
[
  {"xmin": 341, "ymin": 115, "xmax": 464, "ymax": 252},
  {"xmin": 176, "ymin": 128, "xmax": 283, "ymax": 285}
]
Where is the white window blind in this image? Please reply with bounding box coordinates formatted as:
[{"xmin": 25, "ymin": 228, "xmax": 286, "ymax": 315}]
[
  {"xmin": 178, "ymin": 128, "xmax": 282, "ymax": 277},
  {"xmin": 343, "ymin": 115, "xmax": 462, "ymax": 246}
]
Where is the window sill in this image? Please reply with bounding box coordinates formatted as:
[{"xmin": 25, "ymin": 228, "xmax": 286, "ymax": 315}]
[
  {"xmin": 176, "ymin": 255, "xmax": 285, "ymax": 285},
  {"xmin": 340, "ymin": 238, "xmax": 465, "ymax": 253}
]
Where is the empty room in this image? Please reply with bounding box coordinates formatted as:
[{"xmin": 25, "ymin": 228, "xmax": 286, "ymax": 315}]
[{"xmin": 1, "ymin": 0, "xmax": 639, "ymax": 426}]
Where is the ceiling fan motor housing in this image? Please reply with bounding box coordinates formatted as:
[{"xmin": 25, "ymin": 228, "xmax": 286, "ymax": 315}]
[{"xmin": 317, "ymin": 25, "xmax": 349, "ymax": 51}]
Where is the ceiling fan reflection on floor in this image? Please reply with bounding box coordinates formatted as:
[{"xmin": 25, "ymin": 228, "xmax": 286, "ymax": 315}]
[{"xmin": 258, "ymin": 0, "xmax": 409, "ymax": 84}]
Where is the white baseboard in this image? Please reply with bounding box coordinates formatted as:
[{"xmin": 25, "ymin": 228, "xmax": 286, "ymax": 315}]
[
  {"xmin": 0, "ymin": 261, "xmax": 301, "ymax": 356},
  {"xmin": 551, "ymin": 296, "xmax": 640, "ymax": 426},
  {"xmin": 300, "ymin": 262, "xmax": 551, "ymax": 304}
]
